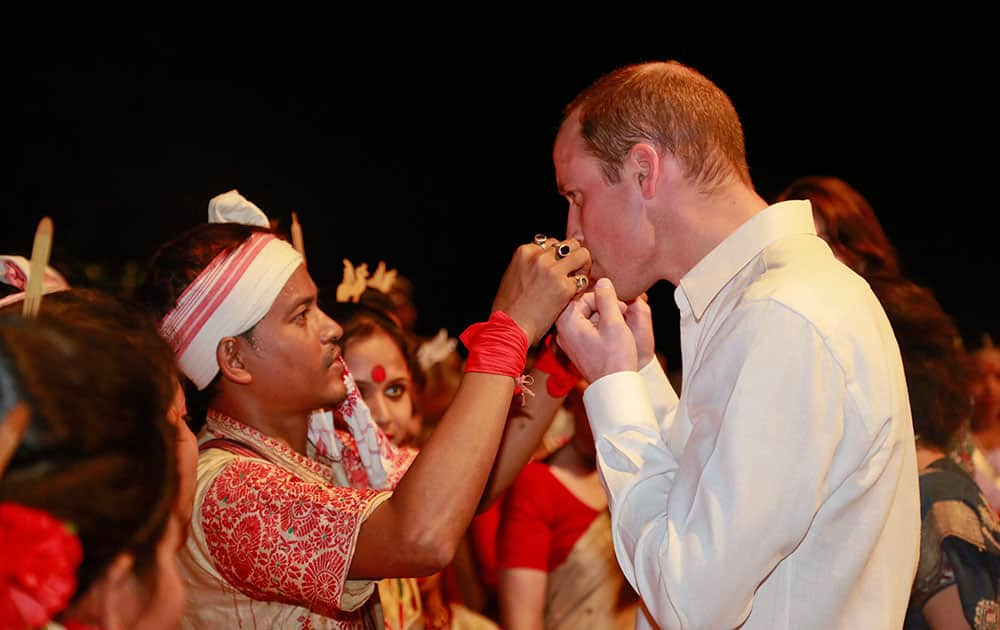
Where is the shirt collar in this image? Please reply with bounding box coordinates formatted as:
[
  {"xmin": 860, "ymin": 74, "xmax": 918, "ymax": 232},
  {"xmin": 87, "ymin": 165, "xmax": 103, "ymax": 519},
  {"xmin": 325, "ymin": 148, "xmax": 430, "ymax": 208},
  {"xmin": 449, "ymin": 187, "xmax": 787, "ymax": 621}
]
[{"xmin": 677, "ymin": 200, "xmax": 816, "ymax": 320}]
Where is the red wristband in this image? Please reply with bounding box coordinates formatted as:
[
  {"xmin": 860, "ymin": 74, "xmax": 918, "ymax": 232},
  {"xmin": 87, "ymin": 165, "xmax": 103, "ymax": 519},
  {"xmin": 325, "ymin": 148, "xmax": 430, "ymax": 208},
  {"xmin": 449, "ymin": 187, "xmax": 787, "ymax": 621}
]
[
  {"xmin": 533, "ymin": 333, "xmax": 581, "ymax": 397},
  {"xmin": 460, "ymin": 311, "xmax": 528, "ymax": 378}
]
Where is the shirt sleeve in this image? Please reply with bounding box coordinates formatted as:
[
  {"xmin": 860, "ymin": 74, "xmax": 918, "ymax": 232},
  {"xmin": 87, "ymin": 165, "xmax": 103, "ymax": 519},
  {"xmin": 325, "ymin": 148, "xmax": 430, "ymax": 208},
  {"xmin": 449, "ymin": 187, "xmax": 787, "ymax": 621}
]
[
  {"xmin": 496, "ymin": 462, "xmax": 554, "ymax": 571},
  {"xmin": 639, "ymin": 357, "xmax": 681, "ymax": 456},
  {"xmin": 197, "ymin": 457, "xmax": 391, "ymax": 616},
  {"xmin": 583, "ymin": 301, "xmax": 863, "ymax": 629}
]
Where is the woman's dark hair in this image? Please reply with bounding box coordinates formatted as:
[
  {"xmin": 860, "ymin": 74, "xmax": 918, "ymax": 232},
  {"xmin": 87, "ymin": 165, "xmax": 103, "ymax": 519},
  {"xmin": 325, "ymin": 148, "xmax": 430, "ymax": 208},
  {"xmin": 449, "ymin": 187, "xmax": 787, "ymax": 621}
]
[
  {"xmin": 774, "ymin": 176, "xmax": 900, "ymax": 279},
  {"xmin": 138, "ymin": 222, "xmax": 272, "ymax": 431},
  {"xmin": 777, "ymin": 175, "xmax": 972, "ymax": 451},
  {"xmin": 871, "ymin": 277, "xmax": 972, "ymax": 451},
  {"xmin": 13, "ymin": 288, "xmax": 175, "ymax": 372},
  {"xmin": 0, "ymin": 302, "xmax": 178, "ymax": 599}
]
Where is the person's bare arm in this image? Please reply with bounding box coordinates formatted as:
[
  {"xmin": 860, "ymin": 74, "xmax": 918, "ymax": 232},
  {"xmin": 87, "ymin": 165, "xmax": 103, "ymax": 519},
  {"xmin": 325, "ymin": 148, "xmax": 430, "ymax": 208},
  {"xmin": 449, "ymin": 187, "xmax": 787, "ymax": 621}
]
[
  {"xmin": 352, "ymin": 372, "xmax": 516, "ymax": 577},
  {"xmin": 499, "ymin": 567, "xmax": 547, "ymax": 630},
  {"xmin": 479, "ymin": 367, "xmax": 566, "ymax": 510},
  {"xmin": 349, "ymin": 241, "xmax": 590, "ymax": 579},
  {"xmin": 479, "ymin": 239, "xmax": 591, "ymax": 509},
  {"xmin": 921, "ymin": 585, "xmax": 972, "ymax": 630},
  {"xmin": 451, "ymin": 533, "xmax": 488, "ymax": 612}
]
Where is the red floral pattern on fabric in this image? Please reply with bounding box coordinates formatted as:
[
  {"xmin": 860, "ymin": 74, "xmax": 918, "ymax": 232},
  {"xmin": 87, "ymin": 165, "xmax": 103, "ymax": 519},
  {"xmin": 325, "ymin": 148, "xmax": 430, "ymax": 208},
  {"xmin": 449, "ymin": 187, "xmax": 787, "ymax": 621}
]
[
  {"xmin": 206, "ymin": 412, "xmax": 332, "ymax": 481},
  {"xmin": 336, "ymin": 430, "xmax": 374, "ymax": 489},
  {"xmin": 333, "ymin": 387, "xmax": 359, "ymax": 425},
  {"xmin": 200, "ymin": 458, "xmax": 385, "ymax": 618},
  {"xmin": 336, "ymin": 430, "xmax": 416, "ymax": 490},
  {"xmin": 384, "ymin": 444, "xmax": 417, "ymax": 489}
]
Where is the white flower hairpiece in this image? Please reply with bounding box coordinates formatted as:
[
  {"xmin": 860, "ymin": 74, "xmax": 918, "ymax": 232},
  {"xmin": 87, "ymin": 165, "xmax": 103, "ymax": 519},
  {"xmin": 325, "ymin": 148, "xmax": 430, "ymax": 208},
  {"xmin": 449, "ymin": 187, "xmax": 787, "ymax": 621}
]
[
  {"xmin": 336, "ymin": 259, "xmax": 369, "ymax": 303},
  {"xmin": 367, "ymin": 261, "xmax": 398, "ymax": 294},
  {"xmin": 336, "ymin": 259, "xmax": 401, "ymax": 303},
  {"xmin": 417, "ymin": 328, "xmax": 458, "ymax": 371}
]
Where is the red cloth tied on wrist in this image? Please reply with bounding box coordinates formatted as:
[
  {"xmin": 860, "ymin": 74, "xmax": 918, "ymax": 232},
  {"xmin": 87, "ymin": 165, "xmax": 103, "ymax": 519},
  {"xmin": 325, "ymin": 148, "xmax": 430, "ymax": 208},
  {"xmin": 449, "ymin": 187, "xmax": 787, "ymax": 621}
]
[
  {"xmin": 534, "ymin": 333, "xmax": 581, "ymax": 397},
  {"xmin": 460, "ymin": 311, "xmax": 528, "ymax": 379}
]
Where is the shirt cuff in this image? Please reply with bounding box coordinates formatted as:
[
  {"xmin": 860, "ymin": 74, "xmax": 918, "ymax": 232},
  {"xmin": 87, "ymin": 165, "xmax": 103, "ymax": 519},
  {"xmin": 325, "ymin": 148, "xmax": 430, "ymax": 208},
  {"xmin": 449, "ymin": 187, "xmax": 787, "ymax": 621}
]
[
  {"xmin": 583, "ymin": 370, "xmax": 659, "ymax": 436},
  {"xmin": 638, "ymin": 356, "xmax": 670, "ymax": 387}
]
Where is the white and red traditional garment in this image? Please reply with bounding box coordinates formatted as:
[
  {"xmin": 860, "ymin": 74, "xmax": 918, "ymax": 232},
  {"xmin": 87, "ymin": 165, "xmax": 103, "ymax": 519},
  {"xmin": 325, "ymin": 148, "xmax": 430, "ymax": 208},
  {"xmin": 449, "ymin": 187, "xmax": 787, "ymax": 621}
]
[
  {"xmin": 180, "ymin": 362, "xmax": 417, "ymax": 629},
  {"xmin": 157, "ymin": 202, "xmax": 419, "ymax": 628}
]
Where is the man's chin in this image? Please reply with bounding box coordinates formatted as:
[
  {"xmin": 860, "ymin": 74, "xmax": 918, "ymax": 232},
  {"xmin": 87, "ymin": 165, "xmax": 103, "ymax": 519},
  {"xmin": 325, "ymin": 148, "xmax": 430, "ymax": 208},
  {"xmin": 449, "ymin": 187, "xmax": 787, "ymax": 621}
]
[
  {"xmin": 593, "ymin": 272, "xmax": 637, "ymax": 302},
  {"xmin": 600, "ymin": 270, "xmax": 651, "ymax": 302}
]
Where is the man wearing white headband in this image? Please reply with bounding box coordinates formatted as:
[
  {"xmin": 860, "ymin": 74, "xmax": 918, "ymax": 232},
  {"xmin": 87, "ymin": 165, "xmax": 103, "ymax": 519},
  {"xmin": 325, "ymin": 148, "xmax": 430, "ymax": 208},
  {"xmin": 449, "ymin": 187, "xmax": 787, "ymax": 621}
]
[{"xmin": 143, "ymin": 190, "xmax": 593, "ymax": 629}]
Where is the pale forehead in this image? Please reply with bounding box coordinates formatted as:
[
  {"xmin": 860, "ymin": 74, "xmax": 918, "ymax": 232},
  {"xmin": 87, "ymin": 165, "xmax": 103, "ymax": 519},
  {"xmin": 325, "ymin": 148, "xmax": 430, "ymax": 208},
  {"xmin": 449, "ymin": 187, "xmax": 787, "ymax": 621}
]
[
  {"xmin": 553, "ymin": 118, "xmax": 590, "ymax": 191},
  {"xmin": 553, "ymin": 117, "xmax": 583, "ymax": 162},
  {"xmin": 346, "ymin": 332, "xmax": 409, "ymax": 371}
]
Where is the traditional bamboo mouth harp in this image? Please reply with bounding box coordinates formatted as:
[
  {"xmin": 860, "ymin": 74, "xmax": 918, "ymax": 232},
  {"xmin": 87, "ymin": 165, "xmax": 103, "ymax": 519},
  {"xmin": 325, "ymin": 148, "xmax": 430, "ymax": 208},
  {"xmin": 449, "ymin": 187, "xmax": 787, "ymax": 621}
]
[{"xmin": 21, "ymin": 216, "xmax": 54, "ymax": 319}]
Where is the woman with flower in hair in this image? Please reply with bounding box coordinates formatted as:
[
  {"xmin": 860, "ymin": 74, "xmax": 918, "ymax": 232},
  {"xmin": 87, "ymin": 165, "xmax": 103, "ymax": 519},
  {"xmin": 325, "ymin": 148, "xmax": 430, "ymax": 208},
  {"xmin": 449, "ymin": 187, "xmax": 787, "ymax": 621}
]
[
  {"xmin": 0, "ymin": 298, "xmax": 183, "ymax": 629},
  {"xmin": 331, "ymin": 296, "xmax": 518, "ymax": 629}
]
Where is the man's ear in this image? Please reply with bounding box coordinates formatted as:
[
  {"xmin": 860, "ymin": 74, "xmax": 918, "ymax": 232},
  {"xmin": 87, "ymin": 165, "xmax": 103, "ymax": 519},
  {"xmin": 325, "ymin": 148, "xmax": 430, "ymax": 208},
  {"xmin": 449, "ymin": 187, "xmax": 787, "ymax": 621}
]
[
  {"xmin": 626, "ymin": 142, "xmax": 661, "ymax": 199},
  {"xmin": 217, "ymin": 337, "xmax": 252, "ymax": 385}
]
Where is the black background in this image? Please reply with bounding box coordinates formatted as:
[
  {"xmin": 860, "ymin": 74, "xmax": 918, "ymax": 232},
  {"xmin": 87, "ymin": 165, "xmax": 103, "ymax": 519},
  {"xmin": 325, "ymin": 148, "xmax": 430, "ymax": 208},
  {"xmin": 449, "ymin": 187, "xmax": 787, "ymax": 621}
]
[{"xmin": 4, "ymin": 8, "xmax": 997, "ymax": 367}]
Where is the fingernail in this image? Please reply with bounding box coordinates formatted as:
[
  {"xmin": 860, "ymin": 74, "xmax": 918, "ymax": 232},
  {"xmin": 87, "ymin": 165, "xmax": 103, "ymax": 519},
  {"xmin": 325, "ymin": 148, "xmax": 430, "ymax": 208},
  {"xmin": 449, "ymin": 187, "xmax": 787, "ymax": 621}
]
[{"xmin": 595, "ymin": 277, "xmax": 611, "ymax": 290}]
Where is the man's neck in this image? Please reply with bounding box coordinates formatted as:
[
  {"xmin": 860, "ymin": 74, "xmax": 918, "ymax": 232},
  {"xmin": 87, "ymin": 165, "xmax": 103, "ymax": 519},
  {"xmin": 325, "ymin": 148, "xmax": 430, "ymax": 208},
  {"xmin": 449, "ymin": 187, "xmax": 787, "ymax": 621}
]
[
  {"xmin": 211, "ymin": 392, "xmax": 310, "ymax": 455},
  {"xmin": 658, "ymin": 180, "xmax": 768, "ymax": 284}
]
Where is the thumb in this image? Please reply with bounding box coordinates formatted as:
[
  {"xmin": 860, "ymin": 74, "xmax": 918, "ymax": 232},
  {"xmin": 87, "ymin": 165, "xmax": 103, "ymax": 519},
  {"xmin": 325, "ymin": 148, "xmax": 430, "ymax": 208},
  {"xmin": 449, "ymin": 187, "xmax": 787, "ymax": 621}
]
[{"xmin": 594, "ymin": 278, "xmax": 627, "ymax": 326}]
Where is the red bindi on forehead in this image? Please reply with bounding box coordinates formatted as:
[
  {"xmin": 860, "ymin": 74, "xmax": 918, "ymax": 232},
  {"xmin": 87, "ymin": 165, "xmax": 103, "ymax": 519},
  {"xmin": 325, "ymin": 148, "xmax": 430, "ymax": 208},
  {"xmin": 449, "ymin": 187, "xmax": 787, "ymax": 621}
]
[{"xmin": 371, "ymin": 365, "xmax": 386, "ymax": 383}]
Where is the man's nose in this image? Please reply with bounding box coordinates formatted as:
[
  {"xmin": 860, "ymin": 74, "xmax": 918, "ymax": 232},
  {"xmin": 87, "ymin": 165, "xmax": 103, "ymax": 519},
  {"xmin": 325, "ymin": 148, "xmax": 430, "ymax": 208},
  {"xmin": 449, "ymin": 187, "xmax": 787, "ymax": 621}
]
[{"xmin": 566, "ymin": 206, "xmax": 584, "ymax": 242}]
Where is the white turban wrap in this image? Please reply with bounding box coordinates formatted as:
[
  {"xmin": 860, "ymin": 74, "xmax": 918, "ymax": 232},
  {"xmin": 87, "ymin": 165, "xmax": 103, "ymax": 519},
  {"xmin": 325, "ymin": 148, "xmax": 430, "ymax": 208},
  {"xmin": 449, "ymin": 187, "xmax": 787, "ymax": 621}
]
[{"xmin": 207, "ymin": 189, "xmax": 271, "ymax": 228}]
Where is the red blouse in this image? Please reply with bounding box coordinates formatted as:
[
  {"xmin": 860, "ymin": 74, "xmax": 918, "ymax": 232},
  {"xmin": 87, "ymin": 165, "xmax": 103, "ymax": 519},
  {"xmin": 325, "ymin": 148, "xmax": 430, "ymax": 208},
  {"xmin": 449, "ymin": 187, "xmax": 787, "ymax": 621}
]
[{"xmin": 496, "ymin": 461, "xmax": 599, "ymax": 572}]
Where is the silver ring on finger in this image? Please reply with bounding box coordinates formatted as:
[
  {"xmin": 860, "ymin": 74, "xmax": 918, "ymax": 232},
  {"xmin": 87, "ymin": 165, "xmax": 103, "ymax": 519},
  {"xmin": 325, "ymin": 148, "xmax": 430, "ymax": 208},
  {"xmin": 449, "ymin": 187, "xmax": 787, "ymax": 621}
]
[
  {"xmin": 533, "ymin": 233, "xmax": 548, "ymax": 248},
  {"xmin": 555, "ymin": 242, "xmax": 572, "ymax": 259}
]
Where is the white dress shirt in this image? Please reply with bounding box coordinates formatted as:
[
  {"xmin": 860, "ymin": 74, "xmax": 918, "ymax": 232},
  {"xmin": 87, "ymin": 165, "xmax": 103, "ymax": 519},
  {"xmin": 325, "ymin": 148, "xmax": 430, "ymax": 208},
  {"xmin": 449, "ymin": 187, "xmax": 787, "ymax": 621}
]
[{"xmin": 583, "ymin": 201, "xmax": 920, "ymax": 629}]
